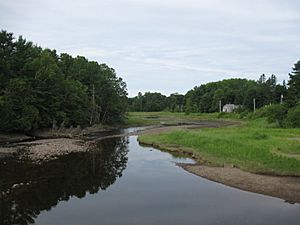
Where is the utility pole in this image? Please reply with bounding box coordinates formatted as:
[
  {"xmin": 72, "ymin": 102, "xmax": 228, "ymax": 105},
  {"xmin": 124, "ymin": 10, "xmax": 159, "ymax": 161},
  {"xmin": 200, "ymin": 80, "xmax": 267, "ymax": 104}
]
[
  {"xmin": 219, "ymin": 100, "xmax": 222, "ymax": 113},
  {"xmin": 253, "ymin": 98, "xmax": 256, "ymax": 113}
]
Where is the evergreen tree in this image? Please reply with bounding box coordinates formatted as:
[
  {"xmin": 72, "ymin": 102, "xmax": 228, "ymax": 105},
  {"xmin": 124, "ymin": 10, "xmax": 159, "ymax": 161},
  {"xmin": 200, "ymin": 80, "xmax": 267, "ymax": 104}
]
[{"xmin": 287, "ymin": 60, "xmax": 300, "ymax": 106}]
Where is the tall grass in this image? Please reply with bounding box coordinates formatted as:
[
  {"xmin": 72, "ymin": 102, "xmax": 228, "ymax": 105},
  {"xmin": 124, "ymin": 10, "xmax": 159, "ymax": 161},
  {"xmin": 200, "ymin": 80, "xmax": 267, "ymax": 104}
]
[{"xmin": 139, "ymin": 119, "xmax": 300, "ymax": 176}]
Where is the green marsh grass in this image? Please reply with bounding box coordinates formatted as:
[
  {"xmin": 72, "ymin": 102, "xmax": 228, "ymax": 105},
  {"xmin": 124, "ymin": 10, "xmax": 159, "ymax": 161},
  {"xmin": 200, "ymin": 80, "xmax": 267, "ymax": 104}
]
[
  {"xmin": 125, "ymin": 111, "xmax": 233, "ymax": 126},
  {"xmin": 139, "ymin": 119, "xmax": 300, "ymax": 176}
]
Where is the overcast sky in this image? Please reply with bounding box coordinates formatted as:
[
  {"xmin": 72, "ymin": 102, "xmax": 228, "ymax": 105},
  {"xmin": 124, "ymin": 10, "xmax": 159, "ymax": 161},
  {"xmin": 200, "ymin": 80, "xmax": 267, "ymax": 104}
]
[{"xmin": 1, "ymin": 0, "xmax": 299, "ymax": 96}]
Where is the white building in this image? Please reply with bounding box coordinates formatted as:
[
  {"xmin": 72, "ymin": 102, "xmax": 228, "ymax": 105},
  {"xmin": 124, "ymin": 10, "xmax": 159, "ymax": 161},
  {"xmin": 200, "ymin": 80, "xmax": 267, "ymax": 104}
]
[{"xmin": 222, "ymin": 104, "xmax": 238, "ymax": 113}]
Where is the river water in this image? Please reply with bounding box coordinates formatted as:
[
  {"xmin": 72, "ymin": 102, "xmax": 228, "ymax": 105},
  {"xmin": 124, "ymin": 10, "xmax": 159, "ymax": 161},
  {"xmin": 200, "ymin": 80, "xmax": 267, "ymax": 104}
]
[{"xmin": 1, "ymin": 132, "xmax": 300, "ymax": 225}]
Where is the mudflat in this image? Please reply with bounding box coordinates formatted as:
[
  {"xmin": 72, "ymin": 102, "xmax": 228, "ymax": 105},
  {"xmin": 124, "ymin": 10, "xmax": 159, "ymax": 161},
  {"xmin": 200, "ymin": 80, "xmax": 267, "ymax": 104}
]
[{"xmin": 181, "ymin": 163, "xmax": 300, "ymax": 204}]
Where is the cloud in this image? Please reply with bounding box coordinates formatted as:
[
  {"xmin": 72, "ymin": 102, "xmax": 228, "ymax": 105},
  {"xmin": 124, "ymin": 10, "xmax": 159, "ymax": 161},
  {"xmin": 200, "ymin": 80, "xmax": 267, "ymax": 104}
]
[{"xmin": 0, "ymin": 0, "xmax": 299, "ymax": 96}]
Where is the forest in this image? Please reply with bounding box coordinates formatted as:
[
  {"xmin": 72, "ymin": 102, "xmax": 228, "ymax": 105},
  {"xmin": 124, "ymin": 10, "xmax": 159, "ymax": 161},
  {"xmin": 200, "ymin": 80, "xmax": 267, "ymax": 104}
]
[{"xmin": 0, "ymin": 31, "xmax": 127, "ymax": 132}]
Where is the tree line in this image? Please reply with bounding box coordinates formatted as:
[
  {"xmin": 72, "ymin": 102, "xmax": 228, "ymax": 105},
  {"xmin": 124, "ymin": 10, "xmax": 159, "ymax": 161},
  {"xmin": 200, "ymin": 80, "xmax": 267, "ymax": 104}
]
[
  {"xmin": 0, "ymin": 31, "xmax": 127, "ymax": 132},
  {"xmin": 128, "ymin": 76, "xmax": 287, "ymax": 113},
  {"xmin": 128, "ymin": 60, "xmax": 300, "ymax": 115},
  {"xmin": 128, "ymin": 92, "xmax": 185, "ymax": 112}
]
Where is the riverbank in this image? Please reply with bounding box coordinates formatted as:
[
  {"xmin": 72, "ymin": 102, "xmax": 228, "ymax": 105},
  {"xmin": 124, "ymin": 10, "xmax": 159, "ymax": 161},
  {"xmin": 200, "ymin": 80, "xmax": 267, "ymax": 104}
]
[
  {"xmin": 0, "ymin": 125, "xmax": 112, "ymax": 162},
  {"xmin": 137, "ymin": 118, "xmax": 300, "ymax": 203},
  {"xmin": 0, "ymin": 138, "xmax": 90, "ymax": 163},
  {"xmin": 0, "ymin": 120, "xmax": 230, "ymax": 163},
  {"xmin": 180, "ymin": 164, "xmax": 300, "ymax": 204}
]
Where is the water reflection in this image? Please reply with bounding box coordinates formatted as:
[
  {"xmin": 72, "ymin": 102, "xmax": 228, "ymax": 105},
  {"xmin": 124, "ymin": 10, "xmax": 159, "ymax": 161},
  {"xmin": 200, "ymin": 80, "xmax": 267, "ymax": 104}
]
[{"xmin": 0, "ymin": 137, "xmax": 129, "ymax": 225}]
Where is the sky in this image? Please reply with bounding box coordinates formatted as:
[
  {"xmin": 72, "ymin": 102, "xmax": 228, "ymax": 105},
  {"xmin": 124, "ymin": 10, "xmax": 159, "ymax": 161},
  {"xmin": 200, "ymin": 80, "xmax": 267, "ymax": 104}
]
[{"xmin": 0, "ymin": 0, "xmax": 299, "ymax": 96}]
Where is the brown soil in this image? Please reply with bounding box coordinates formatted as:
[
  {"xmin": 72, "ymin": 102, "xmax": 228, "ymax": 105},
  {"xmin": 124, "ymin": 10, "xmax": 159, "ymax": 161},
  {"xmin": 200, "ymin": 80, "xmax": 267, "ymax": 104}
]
[{"xmin": 180, "ymin": 164, "xmax": 300, "ymax": 204}]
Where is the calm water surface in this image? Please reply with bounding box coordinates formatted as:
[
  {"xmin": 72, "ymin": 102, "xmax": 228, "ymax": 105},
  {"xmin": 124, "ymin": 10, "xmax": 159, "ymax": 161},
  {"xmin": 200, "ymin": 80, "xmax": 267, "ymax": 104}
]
[{"xmin": 1, "ymin": 133, "xmax": 300, "ymax": 225}]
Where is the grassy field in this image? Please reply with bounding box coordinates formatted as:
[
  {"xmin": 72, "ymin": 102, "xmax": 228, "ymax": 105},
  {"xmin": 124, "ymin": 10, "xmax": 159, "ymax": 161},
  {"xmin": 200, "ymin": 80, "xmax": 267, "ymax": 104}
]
[
  {"xmin": 134, "ymin": 112, "xmax": 300, "ymax": 176},
  {"xmin": 124, "ymin": 111, "xmax": 235, "ymax": 126}
]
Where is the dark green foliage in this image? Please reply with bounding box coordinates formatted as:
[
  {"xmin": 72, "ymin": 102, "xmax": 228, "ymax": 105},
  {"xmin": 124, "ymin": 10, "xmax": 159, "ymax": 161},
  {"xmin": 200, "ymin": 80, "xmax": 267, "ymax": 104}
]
[
  {"xmin": 217, "ymin": 112, "xmax": 226, "ymax": 118},
  {"xmin": 0, "ymin": 31, "xmax": 127, "ymax": 132},
  {"xmin": 185, "ymin": 78, "xmax": 257, "ymax": 113},
  {"xmin": 255, "ymin": 104, "xmax": 288, "ymax": 126},
  {"xmin": 0, "ymin": 79, "xmax": 39, "ymax": 131},
  {"xmin": 185, "ymin": 75, "xmax": 287, "ymax": 114},
  {"xmin": 265, "ymin": 104, "xmax": 288, "ymax": 125},
  {"xmin": 239, "ymin": 110, "xmax": 250, "ymax": 119},
  {"xmin": 287, "ymin": 61, "xmax": 300, "ymax": 107},
  {"xmin": 128, "ymin": 92, "xmax": 185, "ymax": 113},
  {"xmin": 128, "ymin": 92, "xmax": 167, "ymax": 112},
  {"xmin": 285, "ymin": 107, "xmax": 300, "ymax": 128},
  {"xmin": 167, "ymin": 93, "xmax": 185, "ymax": 112}
]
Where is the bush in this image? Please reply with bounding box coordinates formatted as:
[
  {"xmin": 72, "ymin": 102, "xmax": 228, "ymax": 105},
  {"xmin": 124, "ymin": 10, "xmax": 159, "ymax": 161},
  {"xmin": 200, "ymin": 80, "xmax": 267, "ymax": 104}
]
[
  {"xmin": 252, "ymin": 104, "xmax": 288, "ymax": 126},
  {"xmin": 239, "ymin": 110, "xmax": 250, "ymax": 119},
  {"xmin": 234, "ymin": 106, "xmax": 246, "ymax": 114},
  {"xmin": 265, "ymin": 104, "xmax": 288, "ymax": 126},
  {"xmin": 217, "ymin": 112, "xmax": 226, "ymax": 118},
  {"xmin": 285, "ymin": 107, "xmax": 300, "ymax": 128},
  {"xmin": 252, "ymin": 106, "xmax": 268, "ymax": 119}
]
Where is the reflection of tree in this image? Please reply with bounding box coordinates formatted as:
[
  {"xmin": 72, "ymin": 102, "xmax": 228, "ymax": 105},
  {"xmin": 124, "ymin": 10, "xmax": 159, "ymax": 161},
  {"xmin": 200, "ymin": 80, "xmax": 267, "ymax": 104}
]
[{"xmin": 0, "ymin": 137, "xmax": 129, "ymax": 225}]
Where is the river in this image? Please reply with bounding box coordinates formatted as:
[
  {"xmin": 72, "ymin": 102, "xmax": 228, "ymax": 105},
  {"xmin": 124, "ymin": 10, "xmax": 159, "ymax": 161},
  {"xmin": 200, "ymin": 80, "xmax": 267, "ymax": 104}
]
[{"xmin": 0, "ymin": 130, "xmax": 300, "ymax": 225}]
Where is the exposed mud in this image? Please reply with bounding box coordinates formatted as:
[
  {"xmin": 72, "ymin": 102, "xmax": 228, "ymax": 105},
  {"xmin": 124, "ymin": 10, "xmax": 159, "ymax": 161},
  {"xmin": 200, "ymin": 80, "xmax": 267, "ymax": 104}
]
[{"xmin": 180, "ymin": 164, "xmax": 300, "ymax": 204}]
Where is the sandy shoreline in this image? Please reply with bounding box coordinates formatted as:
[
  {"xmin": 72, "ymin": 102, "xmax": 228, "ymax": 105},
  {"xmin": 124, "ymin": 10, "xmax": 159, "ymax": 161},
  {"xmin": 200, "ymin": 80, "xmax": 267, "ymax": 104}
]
[{"xmin": 180, "ymin": 163, "xmax": 300, "ymax": 203}]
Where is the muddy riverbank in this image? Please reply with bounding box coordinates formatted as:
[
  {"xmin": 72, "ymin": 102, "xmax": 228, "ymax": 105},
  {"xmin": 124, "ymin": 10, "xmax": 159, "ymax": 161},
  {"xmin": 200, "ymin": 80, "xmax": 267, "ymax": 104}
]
[{"xmin": 180, "ymin": 164, "xmax": 300, "ymax": 204}]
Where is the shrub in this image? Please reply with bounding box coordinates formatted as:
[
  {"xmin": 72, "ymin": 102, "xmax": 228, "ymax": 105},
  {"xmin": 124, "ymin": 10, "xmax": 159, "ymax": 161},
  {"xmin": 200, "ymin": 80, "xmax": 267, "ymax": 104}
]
[
  {"xmin": 239, "ymin": 110, "xmax": 250, "ymax": 119},
  {"xmin": 265, "ymin": 104, "xmax": 288, "ymax": 126},
  {"xmin": 252, "ymin": 106, "xmax": 268, "ymax": 118},
  {"xmin": 234, "ymin": 106, "xmax": 246, "ymax": 114},
  {"xmin": 252, "ymin": 104, "xmax": 288, "ymax": 126},
  {"xmin": 217, "ymin": 112, "xmax": 226, "ymax": 118},
  {"xmin": 285, "ymin": 107, "xmax": 300, "ymax": 128}
]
